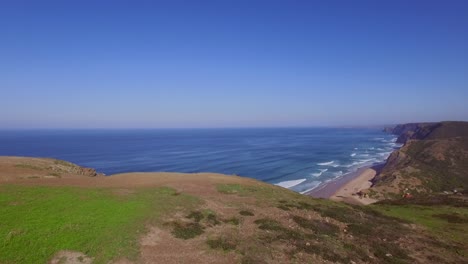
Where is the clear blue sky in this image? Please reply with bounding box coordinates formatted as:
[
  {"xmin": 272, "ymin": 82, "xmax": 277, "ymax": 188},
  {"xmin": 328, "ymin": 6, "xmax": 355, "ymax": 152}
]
[{"xmin": 1, "ymin": 0, "xmax": 467, "ymax": 128}]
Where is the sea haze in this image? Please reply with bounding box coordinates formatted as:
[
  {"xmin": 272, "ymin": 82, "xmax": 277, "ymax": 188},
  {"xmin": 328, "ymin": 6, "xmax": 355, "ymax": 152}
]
[{"xmin": 0, "ymin": 128, "xmax": 401, "ymax": 193}]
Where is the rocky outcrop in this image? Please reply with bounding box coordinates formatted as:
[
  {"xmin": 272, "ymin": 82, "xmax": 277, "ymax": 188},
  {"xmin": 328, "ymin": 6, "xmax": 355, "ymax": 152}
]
[
  {"xmin": 0, "ymin": 156, "xmax": 103, "ymax": 182},
  {"xmin": 78, "ymin": 167, "xmax": 99, "ymax": 177},
  {"xmin": 47, "ymin": 159, "xmax": 102, "ymax": 177}
]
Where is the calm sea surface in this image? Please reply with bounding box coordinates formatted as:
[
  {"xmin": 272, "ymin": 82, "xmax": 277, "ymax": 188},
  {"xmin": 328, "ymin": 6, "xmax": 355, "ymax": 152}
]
[{"xmin": 0, "ymin": 128, "xmax": 400, "ymax": 193}]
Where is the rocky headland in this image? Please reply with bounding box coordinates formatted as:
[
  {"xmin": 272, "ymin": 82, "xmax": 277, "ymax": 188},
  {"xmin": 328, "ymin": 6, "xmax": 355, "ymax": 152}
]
[{"xmin": 372, "ymin": 121, "xmax": 468, "ymax": 199}]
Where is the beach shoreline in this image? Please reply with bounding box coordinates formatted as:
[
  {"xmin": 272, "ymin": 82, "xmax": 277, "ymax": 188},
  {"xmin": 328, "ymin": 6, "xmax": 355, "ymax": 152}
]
[{"xmin": 306, "ymin": 163, "xmax": 385, "ymax": 205}]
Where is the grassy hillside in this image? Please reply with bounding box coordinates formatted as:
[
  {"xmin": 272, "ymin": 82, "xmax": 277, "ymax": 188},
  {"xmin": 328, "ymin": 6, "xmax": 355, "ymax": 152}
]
[
  {"xmin": 0, "ymin": 185, "xmax": 198, "ymax": 263},
  {"xmin": 0, "ymin": 157, "xmax": 467, "ymax": 263},
  {"xmin": 375, "ymin": 195, "xmax": 468, "ymax": 252}
]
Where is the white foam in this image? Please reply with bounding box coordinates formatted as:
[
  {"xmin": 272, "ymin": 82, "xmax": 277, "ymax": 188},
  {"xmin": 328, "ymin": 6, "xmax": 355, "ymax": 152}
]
[
  {"xmin": 299, "ymin": 181, "xmax": 322, "ymax": 194},
  {"xmin": 275, "ymin": 178, "xmax": 307, "ymax": 189},
  {"xmin": 379, "ymin": 151, "xmax": 393, "ymax": 156},
  {"xmin": 317, "ymin": 161, "xmax": 334, "ymax": 166},
  {"xmin": 350, "ymin": 153, "xmax": 356, "ymax": 157},
  {"xmin": 344, "ymin": 158, "xmax": 376, "ymax": 168},
  {"xmin": 311, "ymin": 169, "xmax": 328, "ymax": 177},
  {"xmin": 332, "ymin": 171, "xmax": 343, "ymax": 178}
]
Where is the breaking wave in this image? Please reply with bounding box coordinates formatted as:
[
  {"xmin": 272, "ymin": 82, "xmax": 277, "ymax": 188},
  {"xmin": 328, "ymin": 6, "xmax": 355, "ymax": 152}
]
[{"xmin": 317, "ymin": 161, "xmax": 334, "ymax": 166}]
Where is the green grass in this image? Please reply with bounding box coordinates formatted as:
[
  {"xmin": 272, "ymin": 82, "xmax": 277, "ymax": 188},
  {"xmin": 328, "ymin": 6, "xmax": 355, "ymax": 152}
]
[
  {"xmin": 372, "ymin": 204, "xmax": 468, "ymax": 258},
  {"xmin": 276, "ymin": 201, "xmax": 316, "ymax": 211},
  {"xmin": 0, "ymin": 185, "xmax": 199, "ymax": 264},
  {"xmin": 217, "ymin": 184, "xmax": 252, "ymax": 195}
]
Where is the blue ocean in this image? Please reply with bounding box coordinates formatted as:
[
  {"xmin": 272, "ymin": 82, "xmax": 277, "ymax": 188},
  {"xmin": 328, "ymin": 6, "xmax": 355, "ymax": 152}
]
[{"xmin": 0, "ymin": 128, "xmax": 400, "ymax": 193}]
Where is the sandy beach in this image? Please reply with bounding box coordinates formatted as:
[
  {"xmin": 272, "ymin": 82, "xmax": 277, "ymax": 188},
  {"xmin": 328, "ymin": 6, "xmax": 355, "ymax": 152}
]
[
  {"xmin": 329, "ymin": 168, "xmax": 378, "ymax": 205},
  {"xmin": 307, "ymin": 164, "xmax": 382, "ymax": 205}
]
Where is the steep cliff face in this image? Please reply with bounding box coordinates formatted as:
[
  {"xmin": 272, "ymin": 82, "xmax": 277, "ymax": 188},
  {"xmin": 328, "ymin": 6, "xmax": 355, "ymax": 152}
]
[
  {"xmin": 384, "ymin": 123, "xmax": 438, "ymax": 143},
  {"xmin": 385, "ymin": 122, "xmax": 468, "ymax": 144},
  {"xmin": 373, "ymin": 122, "xmax": 468, "ymax": 198}
]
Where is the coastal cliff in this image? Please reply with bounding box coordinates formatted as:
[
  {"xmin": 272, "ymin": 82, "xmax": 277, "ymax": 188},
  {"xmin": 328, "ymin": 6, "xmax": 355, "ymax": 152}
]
[{"xmin": 373, "ymin": 121, "xmax": 468, "ymax": 198}]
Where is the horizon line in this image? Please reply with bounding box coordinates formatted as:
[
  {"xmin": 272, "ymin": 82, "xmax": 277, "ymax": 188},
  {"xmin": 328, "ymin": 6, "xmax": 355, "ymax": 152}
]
[{"xmin": 0, "ymin": 124, "xmax": 397, "ymax": 130}]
